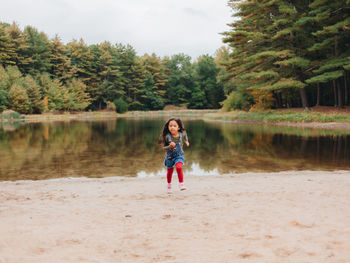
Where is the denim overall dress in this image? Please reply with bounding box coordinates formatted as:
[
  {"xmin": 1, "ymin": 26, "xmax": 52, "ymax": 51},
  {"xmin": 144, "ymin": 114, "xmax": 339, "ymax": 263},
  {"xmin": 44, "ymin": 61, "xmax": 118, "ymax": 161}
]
[{"xmin": 164, "ymin": 132, "xmax": 185, "ymax": 168}]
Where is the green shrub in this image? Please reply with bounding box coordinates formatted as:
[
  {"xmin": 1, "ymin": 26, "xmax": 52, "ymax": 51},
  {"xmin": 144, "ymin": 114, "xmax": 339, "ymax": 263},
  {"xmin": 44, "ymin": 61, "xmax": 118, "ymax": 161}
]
[
  {"xmin": 113, "ymin": 98, "xmax": 128, "ymax": 113},
  {"xmin": 0, "ymin": 90, "xmax": 8, "ymax": 112},
  {"xmin": 106, "ymin": 101, "xmax": 116, "ymax": 111},
  {"xmin": 221, "ymin": 91, "xmax": 254, "ymax": 111},
  {"xmin": 0, "ymin": 110, "xmax": 22, "ymax": 120}
]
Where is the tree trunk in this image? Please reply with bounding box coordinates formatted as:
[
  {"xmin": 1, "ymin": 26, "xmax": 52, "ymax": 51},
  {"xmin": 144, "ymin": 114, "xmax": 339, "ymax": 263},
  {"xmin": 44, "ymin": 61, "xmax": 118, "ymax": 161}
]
[
  {"xmin": 274, "ymin": 91, "xmax": 281, "ymax": 108},
  {"xmin": 278, "ymin": 93, "xmax": 283, "ymax": 108},
  {"xmin": 299, "ymin": 87, "xmax": 308, "ymax": 109},
  {"xmin": 333, "ymin": 80, "xmax": 338, "ymax": 107},
  {"xmin": 337, "ymin": 79, "xmax": 343, "ymax": 108},
  {"xmin": 316, "ymin": 83, "xmax": 320, "ymax": 106},
  {"xmin": 345, "ymin": 73, "xmax": 348, "ymax": 106}
]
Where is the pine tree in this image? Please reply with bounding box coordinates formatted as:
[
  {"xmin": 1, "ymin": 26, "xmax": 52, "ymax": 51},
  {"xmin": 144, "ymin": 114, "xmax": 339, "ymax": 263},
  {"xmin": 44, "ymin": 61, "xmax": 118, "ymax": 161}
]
[
  {"xmin": 66, "ymin": 39, "xmax": 96, "ymax": 95},
  {"xmin": 8, "ymin": 83, "xmax": 30, "ymax": 113},
  {"xmin": 223, "ymin": 0, "xmax": 312, "ymax": 109},
  {"xmin": 0, "ymin": 89, "xmax": 7, "ymax": 112},
  {"xmin": 46, "ymin": 78, "xmax": 70, "ymax": 111},
  {"xmin": 194, "ymin": 55, "xmax": 225, "ymax": 108},
  {"xmin": 21, "ymin": 26, "xmax": 51, "ymax": 76},
  {"xmin": 113, "ymin": 44, "xmax": 138, "ymax": 106},
  {"xmin": 0, "ymin": 22, "xmax": 16, "ymax": 66},
  {"xmin": 23, "ymin": 75, "xmax": 43, "ymax": 113},
  {"xmin": 128, "ymin": 57, "xmax": 146, "ymax": 110},
  {"xmin": 49, "ymin": 36, "xmax": 72, "ymax": 82},
  {"xmin": 66, "ymin": 78, "xmax": 91, "ymax": 111},
  {"xmin": 305, "ymin": 0, "xmax": 350, "ymax": 107},
  {"xmin": 0, "ymin": 66, "xmax": 23, "ymax": 92},
  {"xmin": 0, "ymin": 66, "xmax": 8, "ymax": 111},
  {"xmin": 94, "ymin": 41, "xmax": 123, "ymax": 106},
  {"xmin": 141, "ymin": 53, "xmax": 167, "ymax": 99},
  {"xmin": 38, "ymin": 72, "xmax": 52, "ymax": 96},
  {"xmin": 4, "ymin": 22, "xmax": 32, "ymax": 69},
  {"xmin": 164, "ymin": 53, "xmax": 194, "ymax": 106},
  {"xmin": 214, "ymin": 46, "xmax": 235, "ymax": 95}
]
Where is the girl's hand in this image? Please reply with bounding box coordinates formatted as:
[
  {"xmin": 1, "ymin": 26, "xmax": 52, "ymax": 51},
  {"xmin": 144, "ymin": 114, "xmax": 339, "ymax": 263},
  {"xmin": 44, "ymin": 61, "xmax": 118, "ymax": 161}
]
[
  {"xmin": 170, "ymin": 142, "xmax": 176, "ymax": 148},
  {"xmin": 185, "ymin": 141, "xmax": 190, "ymax": 147}
]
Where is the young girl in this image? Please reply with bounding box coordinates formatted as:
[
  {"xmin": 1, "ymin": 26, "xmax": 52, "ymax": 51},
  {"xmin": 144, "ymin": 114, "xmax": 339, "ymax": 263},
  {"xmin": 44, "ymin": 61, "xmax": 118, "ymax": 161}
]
[{"xmin": 160, "ymin": 117, "xmax": 190, "ymax": 192}]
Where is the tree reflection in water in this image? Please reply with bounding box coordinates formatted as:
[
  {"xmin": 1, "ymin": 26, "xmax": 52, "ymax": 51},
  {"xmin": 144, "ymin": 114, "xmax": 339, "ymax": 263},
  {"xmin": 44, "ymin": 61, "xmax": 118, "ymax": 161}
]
[{"xmin": 1, "ymin": 118, "xmax": 350, "ymax": 181}]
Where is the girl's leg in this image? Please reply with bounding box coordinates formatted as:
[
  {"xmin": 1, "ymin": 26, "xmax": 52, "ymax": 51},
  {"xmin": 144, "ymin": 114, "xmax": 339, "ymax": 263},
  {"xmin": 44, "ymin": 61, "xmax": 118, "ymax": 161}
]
[
  {"xmin": 175, "ymin": 162, "xmax": 184, "ymax": 183},
  {"xmin": 167, "ymin": 167, "xmax": 174, "ymax": 184}
]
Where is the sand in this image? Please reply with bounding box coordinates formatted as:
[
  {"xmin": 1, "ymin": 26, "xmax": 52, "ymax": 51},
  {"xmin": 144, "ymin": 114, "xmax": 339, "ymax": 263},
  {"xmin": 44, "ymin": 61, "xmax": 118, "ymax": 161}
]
[{"xmin": 0, "ymin": 171, "xmax": 350, "ymax": 263}]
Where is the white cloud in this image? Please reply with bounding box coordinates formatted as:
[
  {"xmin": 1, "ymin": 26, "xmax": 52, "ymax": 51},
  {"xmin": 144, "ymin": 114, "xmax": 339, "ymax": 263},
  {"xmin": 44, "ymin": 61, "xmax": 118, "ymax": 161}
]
[{"xmin": 0, "ymin": 0, "xmax": 232, "ymax": 59}]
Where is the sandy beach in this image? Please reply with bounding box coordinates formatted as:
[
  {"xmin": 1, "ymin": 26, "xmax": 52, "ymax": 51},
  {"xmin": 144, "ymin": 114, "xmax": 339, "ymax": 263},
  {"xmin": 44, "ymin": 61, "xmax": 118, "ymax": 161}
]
[{"xmin": 1, "ymin": 171, "xmax": 350, "ymax": 263}]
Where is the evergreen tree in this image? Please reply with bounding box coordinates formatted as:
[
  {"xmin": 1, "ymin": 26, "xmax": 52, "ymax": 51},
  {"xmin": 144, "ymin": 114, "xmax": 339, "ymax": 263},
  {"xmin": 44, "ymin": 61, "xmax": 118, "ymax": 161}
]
[
  {"xmin": 188, "ymin": 84, "xmax": 207, "ymax": 109},
  {"xmin": 49, "ymin": 36, "xmax": 72, "ymax": 82},
  {"xmin": 23, "ymin": 75, "xmax": 43, "ymax": 113},
  {"xmin": 66, "ymin": 39, "xmax": 96, "ymax": 102},
  {"xmin": 21, "ymin": 26, "xmax": 51, "ymax": 76},
  {"xmin": 94, "ymin": 42, "xmax": 123, "ymax": 107},
  {"xmin": 141, "ymin": 73, "xmax": 164, "ymax": 110},
  {"xmin": 141, "ymin": 53, "xmax": 167, "ymax": 99},
  {"xmin": 128, "ymin": 57, "xmax": 146, "ymax": 110},
  {"xmin": 38, "ymin": 72, "xmax": 52, "ymax": 96},
  {"xmin": 0, "ymin": 66, "xmax": 23, "ymax": 92},
  {"xmin": 8, "ymin": 83, "xmax": 30, "ymax": 114},
  {"xmin": 164, "ymin": 53, "xmax": 194, "ymax": 106},
  {"xmin": 223, "ymin": 0, "xmax": 311, "ymax": 110},
  {"xmin": 215, "ymin": 46, "xmax": 235, "ymax": 95},
  {"xmin": 66, "ymin": 78, "xmax": 91, "ymax": 111},
  {"xmin": 4, "ymin": 22, "xmax": 32, "ymax": 69},
  {"xmin": 194, "ymin": 55, "xmax": 225, "ymax": 108},
  {"xmin": 0, "ymin": 22, "xmax": 16, "ymax": 66},
  {"xmin": 113, "ymin": 44, "xmax": 138, "ymax": 106},
  {"xmin": 305, "ymin": 0, "xmax": 350, "ymax": 107},
  {"xmin": 0, "ymin": 89, "xmax": 7, "ymax": 112},
  {"xmin": 46, "ymin": 79, "xmax": 70, "ymax": 111},
  {"xmin": 0, "ymin": 66, "xmax": 8, "ymax": 111}
]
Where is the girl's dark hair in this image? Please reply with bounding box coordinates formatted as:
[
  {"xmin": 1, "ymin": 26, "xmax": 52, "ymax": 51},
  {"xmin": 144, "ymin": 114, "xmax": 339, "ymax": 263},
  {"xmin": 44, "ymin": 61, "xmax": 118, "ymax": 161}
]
[{"xmin": 159, "ymin": 117, "xmax": 185, "ymax": 146}]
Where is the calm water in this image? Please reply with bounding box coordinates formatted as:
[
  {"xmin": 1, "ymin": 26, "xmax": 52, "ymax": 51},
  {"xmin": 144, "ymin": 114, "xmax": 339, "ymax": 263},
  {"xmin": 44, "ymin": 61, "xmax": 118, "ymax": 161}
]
[{"xmin": 1, "ymin": 118, "xmax": 350, "ymax": 181}]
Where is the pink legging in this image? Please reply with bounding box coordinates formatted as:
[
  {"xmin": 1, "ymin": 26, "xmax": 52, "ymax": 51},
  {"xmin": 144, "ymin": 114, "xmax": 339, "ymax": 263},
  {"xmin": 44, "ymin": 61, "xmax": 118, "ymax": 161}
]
[{"xmin": 167, "ymin": 162, "xmax": 183, "ymax": 183}]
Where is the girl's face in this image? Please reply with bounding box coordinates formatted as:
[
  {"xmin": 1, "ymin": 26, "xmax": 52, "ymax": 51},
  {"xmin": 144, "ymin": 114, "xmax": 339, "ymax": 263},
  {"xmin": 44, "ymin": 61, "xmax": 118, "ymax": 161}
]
[{"xmin": 168, "ymin": 120, "xmax": 180, "ymax": 136}]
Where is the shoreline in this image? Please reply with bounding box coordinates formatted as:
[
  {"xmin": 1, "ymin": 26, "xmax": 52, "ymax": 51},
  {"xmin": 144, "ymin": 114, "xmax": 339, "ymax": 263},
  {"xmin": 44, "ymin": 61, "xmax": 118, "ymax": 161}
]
[
  {"xmin": 1, "ymin": 170, "xmax": 349, "ymax": 262},
  {"xmin": 204, "ymin": 118, "xmax": 350, "ymax": 131},
  {"xmin": 2, "ymin": 108, "xmax": 350, "ymax": 131}
]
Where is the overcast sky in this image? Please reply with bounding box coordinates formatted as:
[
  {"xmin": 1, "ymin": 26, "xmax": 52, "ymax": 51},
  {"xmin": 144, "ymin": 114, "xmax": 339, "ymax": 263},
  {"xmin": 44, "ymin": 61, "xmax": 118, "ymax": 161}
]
[{"xmin": 1, "ymin": 0, "xmax": 232, "ymax": 59}]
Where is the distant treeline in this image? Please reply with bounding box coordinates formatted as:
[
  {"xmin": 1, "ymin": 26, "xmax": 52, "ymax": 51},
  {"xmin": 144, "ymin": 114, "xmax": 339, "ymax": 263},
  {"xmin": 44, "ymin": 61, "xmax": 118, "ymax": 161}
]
[
  {"xmin": 222, "ymin": 0, "xmax": 350, "ymax": 110},
  {"xmin": 2, "ymin": 0, "xmax": 349, "ymax": 115},
  {"xmin": 0, "ymin": 22, "xmax": 228, "ymax": 114}
]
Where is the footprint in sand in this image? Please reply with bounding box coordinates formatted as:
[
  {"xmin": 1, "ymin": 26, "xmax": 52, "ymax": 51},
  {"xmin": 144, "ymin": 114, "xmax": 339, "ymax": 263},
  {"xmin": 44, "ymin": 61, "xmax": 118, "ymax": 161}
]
[
  {"xmin": 238, "ymin": 252, "xmax": 261, "ymax": 258},
  {"xmin": 274, "ymin": 247, "xmax": 298, "ymax": 257},
  {"xmin": 290, "ymin": 220, "xmax": 315, "ymax": 228},
  {"xmin": 162, "ymin": 214, "xmax": 172, "ymax": 219}
]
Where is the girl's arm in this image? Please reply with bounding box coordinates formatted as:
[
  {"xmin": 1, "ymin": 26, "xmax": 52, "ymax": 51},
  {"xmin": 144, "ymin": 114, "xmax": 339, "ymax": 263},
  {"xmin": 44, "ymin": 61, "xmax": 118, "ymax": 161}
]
[
  {"xmin": 163, "ymin": 136, "xmax": 175, "ymax": 150},
  {"xmin": 183, "ymin": 131, "xmax": 190, "ymax": 147}
]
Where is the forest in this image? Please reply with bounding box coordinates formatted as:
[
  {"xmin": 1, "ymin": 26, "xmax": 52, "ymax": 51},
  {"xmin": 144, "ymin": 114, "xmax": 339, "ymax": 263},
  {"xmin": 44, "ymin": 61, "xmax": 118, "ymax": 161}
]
[
  {"xmin": 222, "ymin": 0, "xmax": 350, "ymax": 111},
  {"xmin": 0, "ymin": 0, "xmax": 349, "ymax": 114},
  {"xmin": 0, "ymin": 22, "xmax": 227, "ymax": 114}
]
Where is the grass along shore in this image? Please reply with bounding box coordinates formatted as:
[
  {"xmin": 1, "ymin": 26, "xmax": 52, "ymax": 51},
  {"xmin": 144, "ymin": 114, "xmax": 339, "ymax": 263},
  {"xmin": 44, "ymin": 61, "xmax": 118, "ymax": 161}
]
[
  {"xmin": 205, "ymin": 107, "xmax": 350, "ymax": 124},
  {"xmin": 1, "ymin": 109, "xmax": 219, "ymax": 123},
  {"xmin": 3, "ymin": 106, "xmax": 350, "ymax": 128}
]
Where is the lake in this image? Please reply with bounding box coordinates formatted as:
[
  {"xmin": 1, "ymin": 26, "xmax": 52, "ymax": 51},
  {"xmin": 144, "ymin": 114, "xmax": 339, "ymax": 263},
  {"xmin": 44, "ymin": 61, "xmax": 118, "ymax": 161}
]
[{"xmin": 1, "ymin": 117, "xmax": 350, "ymax": 181}]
